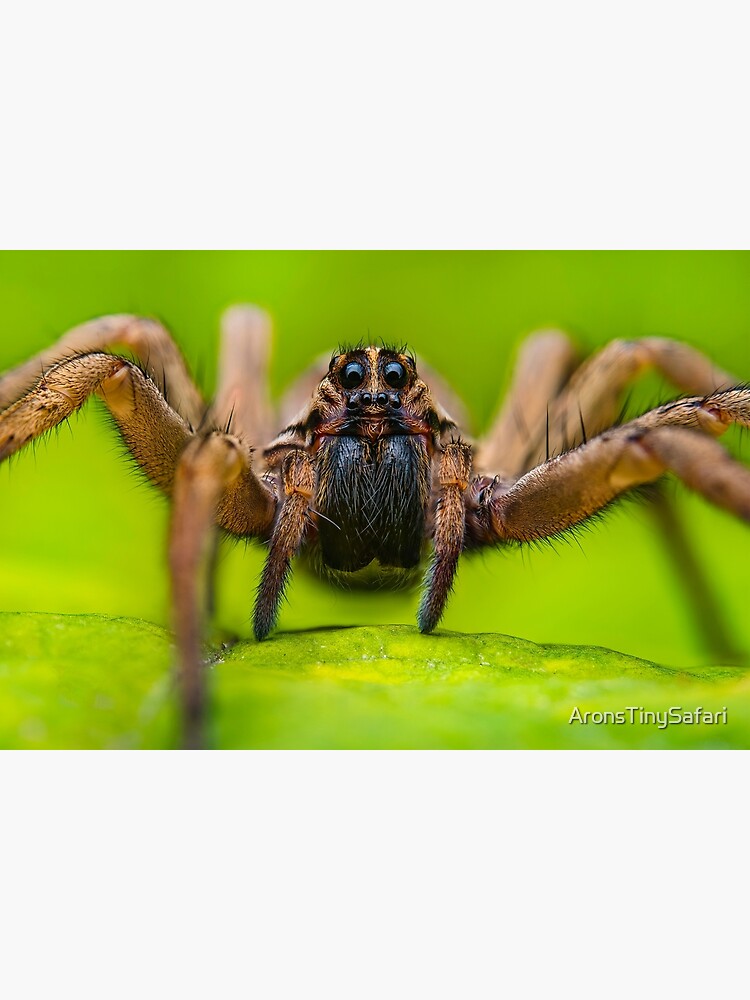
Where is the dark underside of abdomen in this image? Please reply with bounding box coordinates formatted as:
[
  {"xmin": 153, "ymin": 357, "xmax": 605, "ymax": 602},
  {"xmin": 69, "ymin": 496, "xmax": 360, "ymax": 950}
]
[{"xmin": 313, "ymin": 435, "xmax": 430, "ymax": 573}]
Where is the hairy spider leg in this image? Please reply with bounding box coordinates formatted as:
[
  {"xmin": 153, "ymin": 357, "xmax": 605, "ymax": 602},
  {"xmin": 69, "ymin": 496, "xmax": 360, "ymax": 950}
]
[
  {"xmin": 470, "ymin": 389, "xmax": 750, "ymax": 547},
  {"xmin": 253, "ymin": 450, "xmax": 315, "ymax": 640},
  {"xmin": 476, "ymin": 333, "xmax": 745, "ymax": 661},
  {"xmin": 0, "ymin": 332, "xmax": 278, "ymax": 748},
  {"xmin": 0, "ymin": 353, "xmax": 192, "ymax": 480},
  {"xmin": 213, "ymin": 305, "xmax": 276, "ymax": 446},
  {"xmin": 204, "ymin": 306, "xmax": 277, "ymax": 617},
  {"xmin": 539, "ymin": 336, "xmax": 737, "ymax": 467},
  {"xmin": 0, "ymin": 314, "xmax": 206, "ymax": 427},
  {"xmin": 475, "ymin": 329, "xmax": 578, "ymax": 478}
]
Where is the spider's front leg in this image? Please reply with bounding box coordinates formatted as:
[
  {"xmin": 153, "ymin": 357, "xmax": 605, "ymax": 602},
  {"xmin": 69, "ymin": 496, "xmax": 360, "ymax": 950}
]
[
  {"xmin": 0, "ymin": 352, "xmax": 191, "ymax": 481},
  {"xmin": 476, "ymin": 330, "xmax": 747, "ymax": 660},
  {"xmin": 169, "ymin": 306, "xmax": 279, "ymax": 745},
  {"xmin": 0, "ymin": 309, "xmax": 280, "ymax": 749},
  {"xmin": 0, "ymin": 313, "xmax": 206, "ymax": 426},
  {"xmin": 168, "ymin": 431, "xmax": 277, "ymax": 747},
  {"xmin": 467, "ymin": 388, "xmax": 750, "ymax": 550}
]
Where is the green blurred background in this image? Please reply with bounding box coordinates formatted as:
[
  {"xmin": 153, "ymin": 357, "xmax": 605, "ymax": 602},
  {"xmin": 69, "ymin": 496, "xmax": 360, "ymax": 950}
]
[{"xmin": 1, "ymin": 251, "xmax": 748, "ymax": 668}]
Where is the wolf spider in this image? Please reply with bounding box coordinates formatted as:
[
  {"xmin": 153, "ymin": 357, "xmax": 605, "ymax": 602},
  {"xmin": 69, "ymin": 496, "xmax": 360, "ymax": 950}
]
[{"xmin": 1, "ymin": 307, "xmax": 749, "ymax": 747}]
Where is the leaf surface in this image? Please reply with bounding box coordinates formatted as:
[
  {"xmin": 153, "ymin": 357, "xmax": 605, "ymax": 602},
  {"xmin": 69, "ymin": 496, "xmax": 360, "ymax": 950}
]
[{"xmin": 2, "ymin": 613, "xmax": 747, "ymax": 749}]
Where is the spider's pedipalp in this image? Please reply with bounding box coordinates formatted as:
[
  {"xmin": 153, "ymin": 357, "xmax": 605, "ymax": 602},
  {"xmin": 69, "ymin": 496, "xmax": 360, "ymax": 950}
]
[
  {"xmin": 418, "ymin": 439, "xmax": 472, "ymax": 633},
  {"xmin": 253, "ymin": 449, "xmax": 314, "ymax": 640}
]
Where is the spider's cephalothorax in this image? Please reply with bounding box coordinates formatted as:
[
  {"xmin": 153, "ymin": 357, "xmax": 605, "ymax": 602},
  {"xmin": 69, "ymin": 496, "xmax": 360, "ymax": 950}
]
[
  {"xmin": 265, "ymin": 348, "xmax": 444, "ymax": 579},
  {"xmin": 2, "ymin": 306, "xmax": 750, "ymax": 746}
]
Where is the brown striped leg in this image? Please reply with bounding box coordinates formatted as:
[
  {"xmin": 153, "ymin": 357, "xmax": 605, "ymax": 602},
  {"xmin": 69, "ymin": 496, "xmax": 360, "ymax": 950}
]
[
  {"xmin": 169, "ymin": 434, "xmax": 246, "ymax": 748},
  {"xmin": 0, "ymin": 353, "xmax": 191, "ymax": 488},
  {"xmin": 644, "ymin": 426, "xmax": 750, "ymax": 519},
  {"xmin": 0, "ymin": 347, "xmax": 277, "ymax": 524},
  {"xmin": 166, "ymin": 428, "xmax": 276, "ymax": 748},
  {"xmin": 531, "ymin": 339, "xmax": 742, "ymax": 660},
  {"xmin": 0, "ymin": 350, "xmax": 278, "ymax": 747},
  {"xmin": 213, "ymin": 305, "xmax": 276, "ymax": 446},
  {"xmin": 541, "ymin": 337, "xmax": 738, "ymax": 466},
  {"xmin": 418, "ymin": 440, "xmax": 472, "ymax": 633},
  {"xmin": 203, "ymin": 305, "xmax": 277, "ymax": 615},
  {"xmin": 471, "ymin": 389, "xmax": 750, "ymax": 547},
  {"xmin": 647, "ymin": 484, "xmax": 745, "ymax": 663},
  {"xmin": 0, "ymin": 314, "xmax": 206, "ymax": 427}
]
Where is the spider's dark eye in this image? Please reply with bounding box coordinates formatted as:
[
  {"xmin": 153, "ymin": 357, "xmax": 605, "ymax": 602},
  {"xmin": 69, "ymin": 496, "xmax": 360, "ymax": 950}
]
[
  {"xmin": 384, "ymin": 361, "xmax": 407, "ymax": 389},
  {"xmin": 340, "ymin": 362, "xmax": 365, "ymax": 389}
]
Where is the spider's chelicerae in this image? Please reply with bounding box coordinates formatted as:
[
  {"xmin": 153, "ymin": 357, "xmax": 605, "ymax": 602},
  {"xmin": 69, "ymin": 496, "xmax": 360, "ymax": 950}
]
[{"xmin": 1, "ymin": 306, "xmax": 749, "ymax": 746}]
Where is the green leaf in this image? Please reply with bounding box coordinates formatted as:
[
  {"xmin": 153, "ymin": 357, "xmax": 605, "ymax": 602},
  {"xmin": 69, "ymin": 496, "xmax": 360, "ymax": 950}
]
[
  {"xmin": 1, "ymin": 613, "xmax": 747, "ymax": 749},
  {"xmin": 0, "ymin": 613, "xmax": 177, "ymax": 749}
]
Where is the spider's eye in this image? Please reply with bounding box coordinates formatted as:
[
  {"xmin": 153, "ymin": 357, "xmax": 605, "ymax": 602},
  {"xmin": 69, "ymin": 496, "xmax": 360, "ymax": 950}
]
[
  {"xmin": 384, "ymin": 361, "xmax": 407, "ymax": 389},
  {"xmin": 341, "ymin": 362, "xmax": 365, "ymax": 389}
]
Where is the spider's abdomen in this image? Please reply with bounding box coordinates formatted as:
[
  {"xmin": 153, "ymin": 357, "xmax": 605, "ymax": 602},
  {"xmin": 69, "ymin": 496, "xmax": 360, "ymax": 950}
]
[{"xmin": 313, "ymin": 435, "xmax": 430, "ymax": 572}]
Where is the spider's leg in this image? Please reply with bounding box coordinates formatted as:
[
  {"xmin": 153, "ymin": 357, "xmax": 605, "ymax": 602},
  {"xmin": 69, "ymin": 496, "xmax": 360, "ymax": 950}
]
[
  {"xmin": 168, "ymin": 431, "xmax": 278, "ymax": 748},
  {"xmin": 164, "ymin": 309, "xmax": 280, "ymax": 740},
  {"xmin": 213, "ymin": 305, "xmax": 276, "ymax": 446},
  {"xmin": 0, "ymin": 314, "xmax": 206, "ymax": 426},
  {"xmin": 418, "ymin": 440, "xmax": 472, "ymax": 633},
  {"xmin": 169, "ymin": 435, "xmax": 244, "ymax": 747},
  {"xmin": 647, "ymin": 483, "xmax": 745, "ymax": 663},
  {"xmin": 616, "ymin": 428, "xmax": 750, "ymax": 663},
  {"xmin": 467, "ymin": 388, "xmax": 750, "ymax": 549},
  {"xmin": 475, "ymin": 330, "xmax": 578, "ymax": 477},
  {"xmin": 162, "ymin": 426, "xmax": 276, "ymax": 748},
  {"xmin": 0, "ymin": 348, "xmax": 278, "ymax": 523},
  {"xmin": 201, "ymin": 305, "xmax": 276, "ymax": 616},
  {"xmin": 537, "ymin": 337, "xmax": 738, "ymax": 468},
  {"xmin": 534, "ymin": 338, "xmax": 743, "ymax": 660},
  {"xmin": 0, "ymin": 353, "xmax": 191, "ymax": 486},
  {"xmin": 0, "ymin": 352, "xmax": 278, "ymax": 747},
  {"xmin": 253, "ymin": 450, "xmax": 314, "ymax": 640},
  {"xmin": 643, "ymin": 425, "xmax": 750, "ymax": 522}
]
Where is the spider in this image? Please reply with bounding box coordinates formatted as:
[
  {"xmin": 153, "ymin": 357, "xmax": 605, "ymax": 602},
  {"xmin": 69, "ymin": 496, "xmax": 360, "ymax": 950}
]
[{"xmin": 1, "ymin": 306, "xmax": 749, "ymax": 748}]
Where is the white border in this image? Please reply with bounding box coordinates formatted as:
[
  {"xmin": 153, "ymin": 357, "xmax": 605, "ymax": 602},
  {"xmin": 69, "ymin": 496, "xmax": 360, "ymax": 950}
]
[
  {"xmin": 3, "ymin": 752, "xmax": 746, "ymax": 998},
  {"xmin": 1, "ymin": 3, "xmax": 747, "ymax": 249},
  {"xmin": 1, "ymin": 2, "xmax": 745, "ymax": 996}
]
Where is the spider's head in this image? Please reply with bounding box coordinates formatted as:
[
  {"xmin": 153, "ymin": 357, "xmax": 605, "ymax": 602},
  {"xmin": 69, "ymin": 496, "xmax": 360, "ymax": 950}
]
[{"xmin": 310, "ymin": 346, "xmax": 437, "ymax": 441}]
